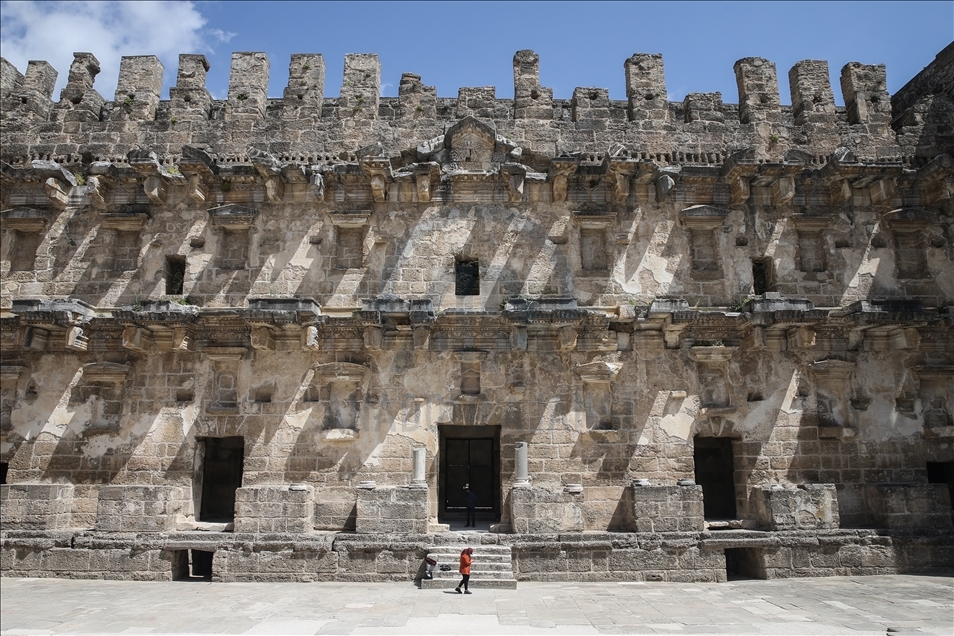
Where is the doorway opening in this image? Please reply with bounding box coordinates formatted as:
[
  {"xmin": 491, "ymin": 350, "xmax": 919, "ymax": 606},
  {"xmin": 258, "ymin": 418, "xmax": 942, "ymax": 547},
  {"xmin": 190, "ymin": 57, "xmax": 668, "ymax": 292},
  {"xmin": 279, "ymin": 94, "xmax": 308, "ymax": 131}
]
[
  {"xmin": 724, "ymin": 548, "xmax": 765, "ymax": 580},
  {"xmin": 171, "ymin": 549, "xmax": 214, "ymax": 581},
  {"xmin": 438, "ymin": 425, "xmax": 500, "ymax": 524},
  {"xmin": 927, "ymin": 461, "xmax": 954, "ymax": 523},
  {"xmin": 198, "ymin": 436, "xmax": 244, "ymax": 522},
  {"xmin": 694, "ymin": 436, "xmax": 737, "ymax": 520}
]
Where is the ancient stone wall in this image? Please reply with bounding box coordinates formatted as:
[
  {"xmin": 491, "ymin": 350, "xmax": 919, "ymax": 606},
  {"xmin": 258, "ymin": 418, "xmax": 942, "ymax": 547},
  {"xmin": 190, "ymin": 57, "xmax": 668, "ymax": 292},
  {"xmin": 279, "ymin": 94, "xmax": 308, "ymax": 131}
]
[{"xmin": 1, "ymin": 44, "xmax": 952, "ymax": 582}]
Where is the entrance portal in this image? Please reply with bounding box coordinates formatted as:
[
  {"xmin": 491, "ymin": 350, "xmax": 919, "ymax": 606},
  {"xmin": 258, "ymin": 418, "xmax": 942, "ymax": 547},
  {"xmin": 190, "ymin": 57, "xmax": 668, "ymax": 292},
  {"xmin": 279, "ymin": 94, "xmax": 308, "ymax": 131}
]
[
  {"xmin": 439, "ymin": 425, "xmax": 500, "ymax": 523},
  {"xmin": 199, "ymin": 436, "xmax": 244, "ymax": 522},
  {"xmin": 693, "ymin": 436, "xmax": 737, "ymax": 520}
]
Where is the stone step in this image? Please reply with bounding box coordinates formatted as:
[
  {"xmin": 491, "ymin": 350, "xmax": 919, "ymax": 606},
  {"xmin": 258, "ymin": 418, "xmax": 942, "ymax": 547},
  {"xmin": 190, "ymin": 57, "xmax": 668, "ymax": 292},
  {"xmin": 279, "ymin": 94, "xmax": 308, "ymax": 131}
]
[
  {"xmin": 420, "ymin": 577, "xmax": 517, "ymax": 590},
  {"xmin": 425, "ymin": 545, "xmax": 512, "ymax": 554},
  {"xmin": 425, "ymin": 545, "xmax": 516, "ymax": 589}
]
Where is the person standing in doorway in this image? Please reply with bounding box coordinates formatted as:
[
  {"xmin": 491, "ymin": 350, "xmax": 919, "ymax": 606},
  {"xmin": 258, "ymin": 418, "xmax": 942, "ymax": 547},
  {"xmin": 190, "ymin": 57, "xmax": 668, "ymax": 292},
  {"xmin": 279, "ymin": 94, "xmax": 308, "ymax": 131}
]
[
  {"xmin": 455, "ymin": 547, "xmax": 473, "ymax": 594},
  {"xmin": 464, "ymin": 487, "xmax": 478, "ymax": 527}
]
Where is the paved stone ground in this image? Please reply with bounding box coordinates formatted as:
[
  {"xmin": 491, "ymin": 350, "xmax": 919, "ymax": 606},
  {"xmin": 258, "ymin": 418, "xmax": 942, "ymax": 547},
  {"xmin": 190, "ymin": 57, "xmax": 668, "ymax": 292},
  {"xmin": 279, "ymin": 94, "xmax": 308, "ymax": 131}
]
[{"xmin": 0, "ymin": 575, "xmax": 951, "ymax": 635}]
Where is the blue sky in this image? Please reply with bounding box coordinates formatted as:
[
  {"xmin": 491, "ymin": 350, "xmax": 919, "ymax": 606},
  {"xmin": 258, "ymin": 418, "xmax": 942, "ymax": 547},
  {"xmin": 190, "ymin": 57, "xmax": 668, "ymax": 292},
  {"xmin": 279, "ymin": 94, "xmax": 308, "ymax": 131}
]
[{"xmin": 1, "ymin": 1, "xmax": 951, "ymax": 105}]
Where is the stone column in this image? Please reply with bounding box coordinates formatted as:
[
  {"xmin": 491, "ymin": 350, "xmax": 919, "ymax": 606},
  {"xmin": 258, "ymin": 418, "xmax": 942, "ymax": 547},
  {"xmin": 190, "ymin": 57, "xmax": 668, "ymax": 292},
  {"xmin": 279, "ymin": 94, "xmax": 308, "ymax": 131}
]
[
  {"xmin": 410, "ymin": 447, "xmax": 427, "ymax": 489},
  {"xmin": 514, "ymin": 442, "xmax": 530, "ymax": 488}
]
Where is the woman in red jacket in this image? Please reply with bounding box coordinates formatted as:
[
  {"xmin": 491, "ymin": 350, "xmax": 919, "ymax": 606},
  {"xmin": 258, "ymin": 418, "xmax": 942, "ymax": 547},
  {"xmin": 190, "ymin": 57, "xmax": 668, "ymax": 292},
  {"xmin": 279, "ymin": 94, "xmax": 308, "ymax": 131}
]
[{"xmin": 455, "ymin": 547, "xmax": 473, "ymax": 594}]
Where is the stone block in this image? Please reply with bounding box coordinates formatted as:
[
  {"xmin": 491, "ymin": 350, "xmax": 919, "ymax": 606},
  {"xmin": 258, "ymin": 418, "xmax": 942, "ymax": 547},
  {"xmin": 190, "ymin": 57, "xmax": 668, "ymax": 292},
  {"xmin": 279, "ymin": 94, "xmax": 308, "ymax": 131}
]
[
  {"xmin": 755, "ymin": 484, "xmax": 840, "ymax": 530},
  {"xmin": 233, "ymin": 484, "xmax": 314, "ymax": 533},
  {"xmin": 228, "ymin": 52, "xmax": 269, "ymax": 119},
  {"xmin": 0, "ymin": 483, "xmax": 74, "ymax": 529},
  {"xmin": 864, "ymin": 483, "xmax": 953, "ymax": 530},
  {"xmin": 683, "ymin": 92, "xmax": 724, "ymax": 123},
  {"xmin": 629, "ymin": 485, "xmax": 704, "ymax": 533},
  {"xmin": 840, "ymin": 62, "xmax": 891, "ymax": 125},
  {"xmin": 789, "ymin": 60, "xmax": 835, "ymax": 125},
  {"xmin": 513, "ymin": 49, "xmax": 552, "ymax": 119},
  {"xmin": 283, "ymin": 53, "xmax": 325, "ymax": 118},
  {"xmin": 355, "ymin": 487, "xmax": 427, "ymax": 534},
  {"xmin": 339, "ymin": 53, "xmax": 380, "ymax": 120},
  {"xmin": 625, "ymin": 53, "xmax": 667, "ymax": 123},
  {"xmin": 733, "ymin": 57, "xmax": 780, "ymax": 123},
  {"xmin": 112, "ymin": 55, "xmax": 163, "ymax": 120},
  {"xmin": 510, "ymin": 486, "xmax": 584, "ymax": 533},
  {"xmin": 94, "ymin": 485, "xmax": 188, "ymax": 533},
  {"xmin": 169, "ymin": 54, "xmax": 211, "ymax": 120}
]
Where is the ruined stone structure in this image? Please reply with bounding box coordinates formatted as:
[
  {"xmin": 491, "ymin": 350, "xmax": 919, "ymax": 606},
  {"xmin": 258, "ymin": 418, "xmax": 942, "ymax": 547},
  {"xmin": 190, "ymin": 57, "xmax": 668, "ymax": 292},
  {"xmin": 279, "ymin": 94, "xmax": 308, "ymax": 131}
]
[{"xmin": 1, "ymin": 44, "xmax": 952, "ymax": 584}]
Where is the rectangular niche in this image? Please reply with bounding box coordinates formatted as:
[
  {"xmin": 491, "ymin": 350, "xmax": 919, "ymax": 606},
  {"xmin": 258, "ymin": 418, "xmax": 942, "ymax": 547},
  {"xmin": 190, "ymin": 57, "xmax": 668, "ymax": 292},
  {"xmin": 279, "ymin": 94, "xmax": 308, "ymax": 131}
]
[
  {"xmin": 220, "ymin": 228, "xmax": 249, "ymax": 270},
  {"xmin": 3, "ymin": 208, "xmax": 51, "ymax": 272},
  {"xmin": 308, "ymin": 362, "xmax": 370, "ymax": 439},
  {"xmin": 9, "ymin": 230, "xmax": 41, "ymax": 271},
  {"xmin": 797, "ymin": 230, "xmax": 826, "ymax": 273},
  {"xmin": 894, "ymin": 231, "xmax": 928, "ymax": 279},
  {"xmin": 580, "ymin": 227, "xmax": 608, "ymax": 271},
  {"xmin": 111, "ymin": 230, "xmax": 141, "ymax": 271},
  {"xmin": 335, "ymin": 226, "xmax": 365, "ymax": 269},
  {"xmin": 680, "ymin": 206, "xmax": 729, "ymax": 282},
  {"xmin": 101, "ymin": 212, "xmax": 148, "ymax": 272},
  {"xmin": 68, "ymin": 362, "xmax": 129, "ymax": 432},
  {"xmin": 207, "ymin": 204, "xmax": 258, "ymax": 272}
]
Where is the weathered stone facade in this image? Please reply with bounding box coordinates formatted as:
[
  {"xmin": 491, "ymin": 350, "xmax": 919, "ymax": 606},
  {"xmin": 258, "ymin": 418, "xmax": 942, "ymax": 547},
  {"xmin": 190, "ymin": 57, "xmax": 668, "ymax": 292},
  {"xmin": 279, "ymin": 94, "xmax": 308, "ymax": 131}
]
[{"xmin": 1, "ymin": 43, "xmax": 952, "ymax": 584}]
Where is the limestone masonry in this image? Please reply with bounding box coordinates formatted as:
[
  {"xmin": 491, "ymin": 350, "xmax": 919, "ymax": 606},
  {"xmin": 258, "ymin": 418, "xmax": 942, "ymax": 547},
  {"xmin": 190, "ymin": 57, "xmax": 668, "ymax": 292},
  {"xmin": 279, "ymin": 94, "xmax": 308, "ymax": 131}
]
[{"xmin": 0, "ymin": 44, "xmax": 952, "ymax": 584}]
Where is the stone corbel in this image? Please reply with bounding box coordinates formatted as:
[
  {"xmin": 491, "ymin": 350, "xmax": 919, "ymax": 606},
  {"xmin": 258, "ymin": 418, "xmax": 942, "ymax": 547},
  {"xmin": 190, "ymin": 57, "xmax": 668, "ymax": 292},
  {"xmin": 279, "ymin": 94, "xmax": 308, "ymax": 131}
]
[
  {"xmin": 44, "ymin": 177, "xmax": 70, "ymax": 207},
  {"xmin": 558, "ymin": 325, "xmax": 578, "ymax": 351},
  {"xmin": 308, "ymin": 169, "xmax": 326, "ymax": 202},
  {"xmin": 868, "ymin": 178, "xmax": 896, "ymax": 204},
  {"xmin": 248, "ymin": 147, "xmax": 287, "ymax": 204},
  {"xmin": 604, "ymin": 156, "xmax": 638, "ymax": 203},
  {"xmin": 86, "ymin": 176, "xmax": 108, "ymax": 209},
  {"xmin": 121, "ymin": 326, "xmax": 154, "ymax": 353},
  {"xmin": 771, "ymin": 176, "xmax": 795, "ymax": 205},
  {"xmin": 915, "ymin": 154, "xmax": 953, "ymax": 204},
  {"xmin": 501, "ymin": 163, "xmax": 528, "ymax": 203},
  {"xmin": 549, "ymin": 157, "xmax": 579, "ymax": 203},
  {"xmin": 721, "ymin": 148, "xmax": 757, "ymax": 204},
  {"xmin": 574, "ymin": 360, "xmax": 622, "ymax": 384},
  {"xmin": 304, "ymin": 325, "xmax": 321, "ymax": 350},
  {"xmin": 249, "ymin": 325, "xmax": 275, "ymax": 351},
  {"xmin": 408, "ymin": 162, "xmax": 439, "ymax": 203},
  {"xmin": 128, "ymin": 149, "xmax": 184, "ymax": 205},
  {"xmin": 359, "ymin": 156, "xmax": 393, "ymax": 203},
  {"xmin": 655, "ymin": 172, "xmax": 676, "ymax": 203},
  {"xmin": 363, "ymin": 326, "xmax": 383, "ymax": 350},
  {"xmin": 179, "ymin": 146, "xmax": 218, "ymax": 205},
  {"xmin": 66, "ymin": 324, "xmax": 89, "ymax": 351},
  {"xmin": 207, "ymin": 203, "xmax": 258, "ymax": 230}
]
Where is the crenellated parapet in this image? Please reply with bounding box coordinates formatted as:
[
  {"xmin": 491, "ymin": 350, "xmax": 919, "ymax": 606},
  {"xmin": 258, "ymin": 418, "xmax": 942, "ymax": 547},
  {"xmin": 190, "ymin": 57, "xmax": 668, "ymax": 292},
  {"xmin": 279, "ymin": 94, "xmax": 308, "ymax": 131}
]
[{"xmin": 0, "ymin": 46, "xmax": 950, "ymax": 170}]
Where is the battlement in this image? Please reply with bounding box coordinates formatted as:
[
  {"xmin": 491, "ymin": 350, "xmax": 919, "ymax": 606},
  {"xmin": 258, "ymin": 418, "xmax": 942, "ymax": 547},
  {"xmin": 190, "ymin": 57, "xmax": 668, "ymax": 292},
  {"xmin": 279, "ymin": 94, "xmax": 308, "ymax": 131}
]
[{"xmin": 2, "ymin": 49, "xmax": 951, "ymax": 169}]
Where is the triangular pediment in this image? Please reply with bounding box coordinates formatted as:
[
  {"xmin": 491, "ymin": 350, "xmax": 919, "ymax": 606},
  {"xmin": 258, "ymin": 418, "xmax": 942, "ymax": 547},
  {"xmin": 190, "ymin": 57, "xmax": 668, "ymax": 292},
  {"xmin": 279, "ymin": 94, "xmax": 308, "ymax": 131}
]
[{"xmin": 411, "ymin": 116, "xmax": 520, "ymax": 173}]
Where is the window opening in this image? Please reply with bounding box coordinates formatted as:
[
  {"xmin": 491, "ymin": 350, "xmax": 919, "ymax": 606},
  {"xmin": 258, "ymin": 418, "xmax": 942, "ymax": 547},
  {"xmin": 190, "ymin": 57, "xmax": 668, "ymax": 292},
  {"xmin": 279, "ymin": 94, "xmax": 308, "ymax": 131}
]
[
  {"xmin": 165, "ymin": 256, "xmax": 186, "ymax": 295},
  {"xmin": 455, "ymin": 259, "xmax": 480, "ymax": 296}
]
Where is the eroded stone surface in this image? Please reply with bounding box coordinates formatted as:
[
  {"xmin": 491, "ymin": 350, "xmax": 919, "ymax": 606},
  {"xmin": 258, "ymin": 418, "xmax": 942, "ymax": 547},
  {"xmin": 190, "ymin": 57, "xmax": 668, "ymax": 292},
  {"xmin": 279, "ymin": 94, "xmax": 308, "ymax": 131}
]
[{"xmin": 1, "ymin": 44, "xmax": 953, "ymax": 582}]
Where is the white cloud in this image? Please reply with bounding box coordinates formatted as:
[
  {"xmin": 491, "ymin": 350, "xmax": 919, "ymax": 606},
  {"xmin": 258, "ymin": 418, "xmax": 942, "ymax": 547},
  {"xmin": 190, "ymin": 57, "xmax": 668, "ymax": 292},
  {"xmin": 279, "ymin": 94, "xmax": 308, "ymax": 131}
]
[
  {"xmin": 0, "ymin": 1, "xmax": 228, "ymax": 99},
  {"xmin": 209, "ymin": 28, "xmax": 237, "ymax": 43}
]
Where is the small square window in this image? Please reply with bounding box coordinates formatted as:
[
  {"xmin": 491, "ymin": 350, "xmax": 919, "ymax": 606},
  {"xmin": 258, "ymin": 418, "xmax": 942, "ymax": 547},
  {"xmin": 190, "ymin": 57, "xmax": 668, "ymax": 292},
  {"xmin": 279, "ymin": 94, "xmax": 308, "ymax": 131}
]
[{"xmin": 455, "ymin": 259, "xmax": 480, "ymax": 296}]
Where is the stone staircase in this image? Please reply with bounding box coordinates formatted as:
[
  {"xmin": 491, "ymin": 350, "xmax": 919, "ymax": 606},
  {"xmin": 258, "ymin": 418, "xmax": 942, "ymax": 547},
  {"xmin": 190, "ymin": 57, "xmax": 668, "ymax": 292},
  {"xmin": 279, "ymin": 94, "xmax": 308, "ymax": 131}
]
[{"xmin": 420, "ymin": 544, "xmax": 516, "ymax": 589}]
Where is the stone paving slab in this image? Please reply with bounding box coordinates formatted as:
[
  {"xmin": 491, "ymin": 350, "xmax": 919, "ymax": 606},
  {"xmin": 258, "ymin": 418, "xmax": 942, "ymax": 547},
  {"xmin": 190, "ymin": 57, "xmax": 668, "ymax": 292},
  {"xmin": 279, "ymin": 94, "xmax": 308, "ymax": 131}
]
[{"xmin": 0, "ymin": 575, "xmax": 951, "ymax": 635}]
